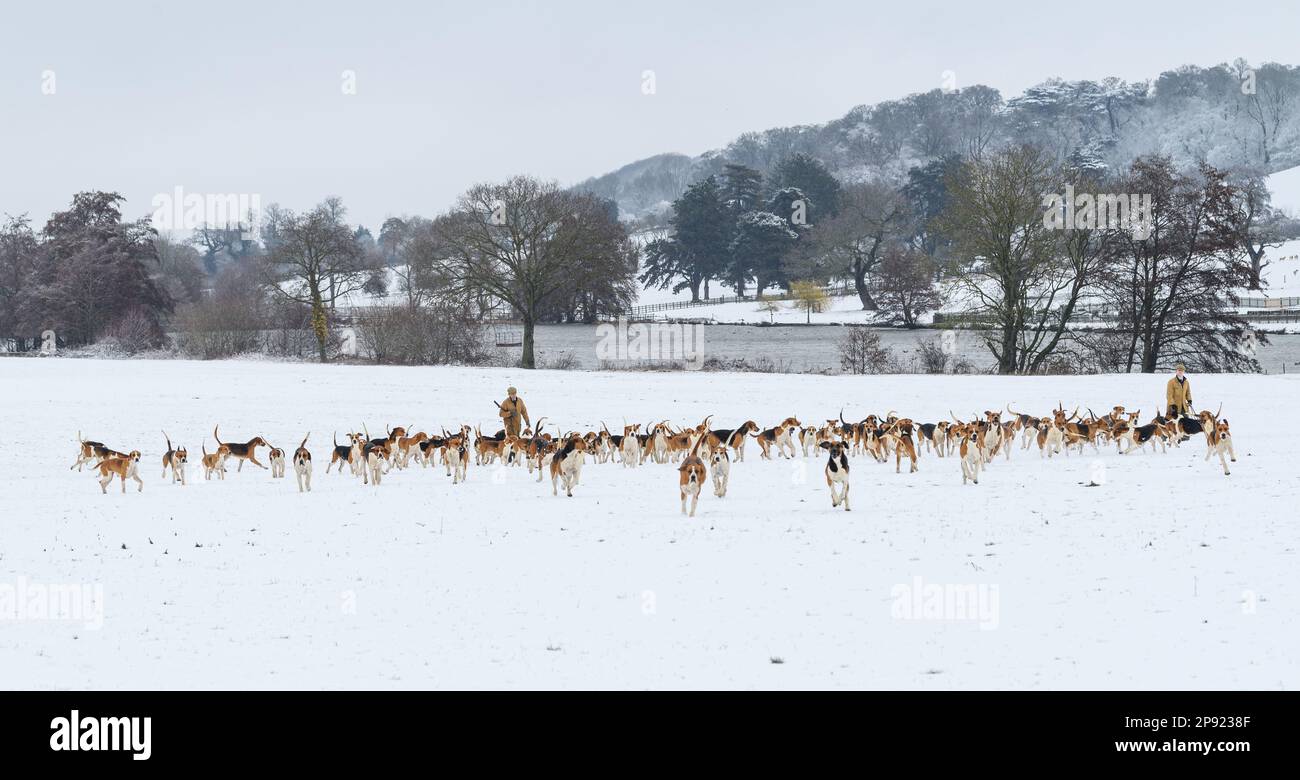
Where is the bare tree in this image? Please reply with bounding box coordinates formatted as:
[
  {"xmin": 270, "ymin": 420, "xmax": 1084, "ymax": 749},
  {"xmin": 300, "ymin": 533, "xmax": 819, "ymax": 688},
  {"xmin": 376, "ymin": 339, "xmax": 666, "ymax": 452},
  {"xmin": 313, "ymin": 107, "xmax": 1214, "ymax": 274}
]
[
  {"xmin": 838, "ymin": 326, "xmax": 895, "ymax": 374},
  {"xmin": 1231, "ymin": 173, "xmax": 1300, "ymax": 290},
  {"xmin": 809, "ymin": 181, "xmax": 911, "ymax": 310},
  {"xmin": 153, "ymin": 234, "xmax": 206, "ymax": 305},
  {"xmin": 938, "ymin": 146, "xmax": 1085, "ymax": 374},
  {"xmin": 433, "ymin": 176, "xmax": 635, "ymax": 368},
  {"xmin": 1101, "ymin": 158, "xmax": 1258, "ymax": 373},
  {"xmin": 260, "ymin": 197, "xmax": 370, "ymax": 362},
  {"xmin": 871, "ymin": 246, "xmax": 942, "ymax": 328}
]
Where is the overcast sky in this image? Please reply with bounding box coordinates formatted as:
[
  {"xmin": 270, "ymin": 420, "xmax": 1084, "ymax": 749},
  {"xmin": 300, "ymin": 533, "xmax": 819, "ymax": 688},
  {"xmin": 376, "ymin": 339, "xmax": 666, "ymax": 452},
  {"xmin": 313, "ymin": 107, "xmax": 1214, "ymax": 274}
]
[{"xmin": 2, "ymin": 0, "xmax": 1297, "ymax": 232}]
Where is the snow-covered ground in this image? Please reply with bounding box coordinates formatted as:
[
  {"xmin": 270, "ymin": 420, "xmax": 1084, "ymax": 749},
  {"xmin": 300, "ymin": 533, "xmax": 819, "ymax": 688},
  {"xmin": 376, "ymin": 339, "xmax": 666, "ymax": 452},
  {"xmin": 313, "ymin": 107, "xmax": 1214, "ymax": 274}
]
[
  {"xmin": 2, "ymin": 358, "xmax": 1296, "ymax": 690},
  {"xmin": 1268, "ymin": 165, "xmax": 1300, "ymax": 215}
]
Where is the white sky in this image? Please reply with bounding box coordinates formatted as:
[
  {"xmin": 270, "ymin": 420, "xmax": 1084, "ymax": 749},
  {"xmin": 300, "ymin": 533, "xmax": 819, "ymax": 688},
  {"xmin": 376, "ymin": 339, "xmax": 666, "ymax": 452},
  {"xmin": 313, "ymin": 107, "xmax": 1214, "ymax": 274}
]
[{"xmin": 2, "ymin": 0, "xmax": 1297, "ymax": 232}]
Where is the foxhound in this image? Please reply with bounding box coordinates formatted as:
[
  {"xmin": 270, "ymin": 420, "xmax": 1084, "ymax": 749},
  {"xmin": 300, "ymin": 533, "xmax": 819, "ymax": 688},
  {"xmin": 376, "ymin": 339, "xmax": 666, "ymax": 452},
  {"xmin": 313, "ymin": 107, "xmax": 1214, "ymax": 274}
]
[
  {"xmin": 677, "ymin": 438, "xmax": 707, "ymax": 517},
  {"xmin": 755, "ymin": 418, "xmax": 800, "ymax": 460},
  {"xmin": 94, "ymin": 451, "xmax": 143, "ymax": 494},
  {"xmin": 161, "ymin": 431, "xmax": 187, "ymax": 485},
  {"xmin": 550, "ymin": 435, "xmax": 587, "ymax": 497},
  {"xmin": 710, "ymin": 446, "xmax": 730, "ymax": 498},
  {"xmin": 620, "ymin": 423, "xmax": 641, "ymax": 467},
  {"xmin": 475, "ymin": 426, "xmax": 508, "ymax": 465},
  {"xmin": 366, "ymin": 447, "xmax": 385, "ymax": 486},
  {"xmin": 799, "ymin": 426, "xmax": 820, "ymax": 457},
  {"xmin": 818, "ymin": 441, "xmax": 850, "ymax": 511},
  {"xmin": 293, "ymin": 434, "xmax": 312, "ymax": 492},
  {"xmin": 395, "ymin": 430, "xmax": 428, "ymax": 468},
  {"xmin": 959, "ymin": 429, "xmax": 981, "ymax": 485},
  {"xmin": 704, "ymin": 421, "xmax": 758, "ymax": 463},
  {"xmin": 201, "ymin": 443, "xmax": 230, "ymax": 480},
  {"xmin": 327, "ymin": 432, "xmax": 363, "ymax": 475},
  {"xmin": 450, "ymin": 436, "xmax": 470, "ymax": 484},
  {"xmin": 885, "ymin": 419, "xmax": 919, "ymax": 474},
  {"xmin": 1037, "ymin": 417, "xmax": 1064, "ymax": 458},
  {"xmin": 268, "ymin": 444, "xmax": 286, "ymax": 478},
  {"xmin": 1205, "ymin": 416, "xmax": 1236, "ymax": 476},
  {"xmin": 213, "ymin": 426, "xmax": 269, "ymax": 472},
  {"xmin": 72, "ymin": 433, "xmax": 126, "ymax": 472},
  {"xmin": 1118, "ymin": 419, "xmax": 1166, "ymax": 455}
]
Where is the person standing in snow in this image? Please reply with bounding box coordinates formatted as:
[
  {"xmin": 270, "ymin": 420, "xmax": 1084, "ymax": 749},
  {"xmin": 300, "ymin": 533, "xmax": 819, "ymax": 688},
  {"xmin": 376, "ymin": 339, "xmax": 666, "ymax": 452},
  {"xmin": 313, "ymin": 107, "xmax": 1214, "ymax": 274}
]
[
  {"xmin": 1165, "ymin": 363, "xmax": 1193, "ymax": 418},
  {"xmin": 498, "ymin": 386, "xmax": 531, "ymax": 438}
]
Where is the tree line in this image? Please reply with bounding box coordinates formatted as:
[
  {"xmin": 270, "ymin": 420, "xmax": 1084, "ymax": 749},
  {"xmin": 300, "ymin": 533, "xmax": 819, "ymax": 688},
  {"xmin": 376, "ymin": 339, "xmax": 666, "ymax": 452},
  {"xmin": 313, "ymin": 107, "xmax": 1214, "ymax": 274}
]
[
  {"xmin": 2, "ymin": 146, "xmax": 1294, "ymax": 374},
  {"xmin": 635, "ymin": 146, "xmax": 1296, "ymax": 374},
  {"xmin": 1, "ymin": 179, "xmax": 639, "ymax": 369}
]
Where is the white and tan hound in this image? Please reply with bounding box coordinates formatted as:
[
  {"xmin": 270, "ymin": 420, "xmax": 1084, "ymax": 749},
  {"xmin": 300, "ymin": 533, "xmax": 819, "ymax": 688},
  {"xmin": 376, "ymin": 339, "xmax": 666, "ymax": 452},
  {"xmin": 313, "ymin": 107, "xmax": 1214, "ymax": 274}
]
[
  {"xmin": 94, "ymin": 451, "xmax": 143, "ymax": 494},
  {"xmin": 161, "ymin": 431, "xmax": 188, "ymax": 485},
  {"xmin": 293, "ymin": 434, "xmax": 312, "ymax": 492}
]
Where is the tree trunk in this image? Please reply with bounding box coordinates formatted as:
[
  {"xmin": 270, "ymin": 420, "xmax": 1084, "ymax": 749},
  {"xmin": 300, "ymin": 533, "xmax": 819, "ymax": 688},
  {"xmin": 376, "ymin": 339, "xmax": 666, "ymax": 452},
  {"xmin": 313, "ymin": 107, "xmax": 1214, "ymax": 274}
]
[
  {"xmin": 521, "ymin": 317, "xmax": 536, "ymax": 369},
  {"xmin": 704, "ymin": 279, "xmax": 710, "ymax": 300},
  {"xmin": 689, "ymin": 280, "xmax": 700, "ymax": 302},
  {"xmin": 310, "ymin": 285, "xmax": 329, "ymax": 363},
  {"xmin": 853, "ymin": 260, "xmax": 877, "ymax": 310},
  {"xmin": 999, "ymin": 321, "xmax": 1017, "ymax": 374},
  {"xmin": 1247, "ymin": 246, "xmax": 1265, "ymax": 291}
]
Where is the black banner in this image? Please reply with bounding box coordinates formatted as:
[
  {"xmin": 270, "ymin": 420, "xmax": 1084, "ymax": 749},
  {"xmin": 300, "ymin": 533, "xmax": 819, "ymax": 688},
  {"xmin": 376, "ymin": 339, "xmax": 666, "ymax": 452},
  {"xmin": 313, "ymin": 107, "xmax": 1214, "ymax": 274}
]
[{"xmin": 0, "ymin": 691, "xmax": 1287, "ymax": 767}]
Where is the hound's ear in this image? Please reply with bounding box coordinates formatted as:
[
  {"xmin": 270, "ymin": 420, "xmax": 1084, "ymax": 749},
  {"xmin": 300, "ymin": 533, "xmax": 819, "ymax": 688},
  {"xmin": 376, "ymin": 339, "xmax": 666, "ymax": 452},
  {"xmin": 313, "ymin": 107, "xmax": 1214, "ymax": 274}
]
[{"xmin": 818, "ymin": 441, "xmax": 832, "ymax": 450}]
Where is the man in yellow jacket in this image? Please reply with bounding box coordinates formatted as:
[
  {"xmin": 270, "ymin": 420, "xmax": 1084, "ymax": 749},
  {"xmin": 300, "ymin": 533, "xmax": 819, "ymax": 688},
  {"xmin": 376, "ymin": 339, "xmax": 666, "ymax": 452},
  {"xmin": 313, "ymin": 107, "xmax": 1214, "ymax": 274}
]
[
  {"xmin": 1166, "ymin": 364, "xmax": 1193, "ymax": 417},
  {"xmin": 498, "ymin": 386, "xmax": 531, "ymax": 438}
]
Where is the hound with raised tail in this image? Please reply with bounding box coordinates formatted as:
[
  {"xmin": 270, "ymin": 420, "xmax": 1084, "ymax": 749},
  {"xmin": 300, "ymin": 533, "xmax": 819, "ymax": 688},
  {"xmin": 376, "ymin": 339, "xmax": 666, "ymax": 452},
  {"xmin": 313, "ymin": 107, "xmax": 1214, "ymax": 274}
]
[
  {"xmin": 94, "ymin": 451, "xmax": 143, "ymax": 494},
  {"xmin": 475, "ymin": 426, "xmax": 508, "ymax": 465},
  {"xmin": 1007, "ymin": 405, "xmax": 1042, "ymax": 451},
  {"xmin": 620, "ymin": 423, "xmax": 641, "ymax": 467},
  {"xmin": 1117, "ymin": 412, "xmax": 1166, "ymax": 455},
  {"xmin": 677, "ymin": 437, "xmax": 707, "ymax": 517},
  {"xmin": 1205, "ymin": 413, "xmax": 1236, "ymax": 476},
  {"xmin": 72, "ymin": 433, "xmax": 126, "ymax": 471},
  {"xmin": 755, "ymin": 417, "xmax": 800, "ymax": 460},
  {"xmin": 213, "ymin": 426, "xmax": 269, "ymax": 472},
  {"xmin": 1037, "ymin": 417, "xmax": 1064, "ymax": 458},
  {"xmin": 366, "ymin": 447, "xmax": 385, "ymax": 486},
  {"xmin": 550, "ymin": 434, "xmax": 587, "ymax": 497},
  {"xmin": 885, "ymin": 419, "xmax": 919, "ymax": 474},
  {"xmin": 161, "ymin": 432, "xmax": 188, "ymax": 485},
  {"xmin": 268, "ymin": 444, "xmax": 286, "ymax": 478},
  {"xmin": 703, "ymin": 421, "xmax": 758, "ymax": 463},
  {"xmin": 395, "ymin": 430, "xmax": 428, "ymax": 468},
  {"xmin": 450, "ymin": 436, "xmax": 470, "ymax": 485},
  {"xmin": 710, "ymin": 445, "xmax": 730, "ymax": 498},
  {"xmin": 818, "ymin": 441, "xmax": 850, "ymax": 511},
  {"xmin": 327, "ymin": 432, "xmax": 362, "ymax": 475},
  {"xmin": 201, "ymin": 443, "xmax": 230, "ymax": 480},
  {"xmin": 799, "ymin": 426, "xmax": 820, "ymax": 457},
  {"xmin": 292, "ymin": 434, "xmax": 312, "ymax": 492},
  {"xmin": 959, "ymin": 428, "xmax": 981, "ymax": 485}
]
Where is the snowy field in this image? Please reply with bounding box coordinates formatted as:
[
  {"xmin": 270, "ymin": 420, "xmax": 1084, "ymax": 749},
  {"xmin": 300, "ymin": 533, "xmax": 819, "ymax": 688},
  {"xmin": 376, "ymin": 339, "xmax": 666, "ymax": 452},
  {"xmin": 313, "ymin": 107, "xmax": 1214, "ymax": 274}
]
[{"xmin": 1, "ymin": 358, "xmax": 1296, "ymax": 690}]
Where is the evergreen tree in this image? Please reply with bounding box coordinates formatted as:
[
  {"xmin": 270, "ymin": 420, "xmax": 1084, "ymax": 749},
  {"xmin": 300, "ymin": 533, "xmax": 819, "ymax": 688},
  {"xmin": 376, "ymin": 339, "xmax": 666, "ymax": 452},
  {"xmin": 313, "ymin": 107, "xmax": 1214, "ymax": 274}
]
[
  {"xmin": 720, "ymin": 163, "xmax": 765, "ymax": 214},
  {"xmin": 770, "ymin": 153, "xmax": 841, "ymax": 219},
  {"xmin": 729, "ymin": 212, "xmax": 797, "ymax": 296}
]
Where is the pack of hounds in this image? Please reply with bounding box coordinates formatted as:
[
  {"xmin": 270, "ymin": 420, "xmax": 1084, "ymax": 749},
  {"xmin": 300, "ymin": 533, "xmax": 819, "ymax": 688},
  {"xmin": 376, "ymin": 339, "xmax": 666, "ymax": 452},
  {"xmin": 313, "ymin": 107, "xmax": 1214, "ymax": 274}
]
[{"xmin": 70, "ymin": 403, "xmax": 1236, "ymax": 516}]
